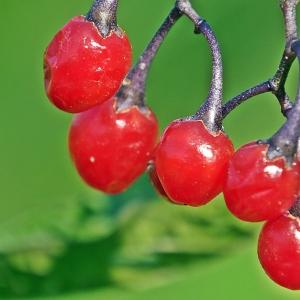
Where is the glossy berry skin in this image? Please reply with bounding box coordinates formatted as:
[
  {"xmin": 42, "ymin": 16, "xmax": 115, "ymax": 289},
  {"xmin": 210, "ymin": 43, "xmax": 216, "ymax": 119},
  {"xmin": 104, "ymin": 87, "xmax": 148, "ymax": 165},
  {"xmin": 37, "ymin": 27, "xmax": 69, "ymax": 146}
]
[
  {"xmin": 44, "ymin": 16, "xmax": 132, "ymax": 113},
  {"xmin": 149, "ymin": 162, "xmax": 169, "ymax": 198},
  {"xmin": 224, "ymin": 142, "xmax": 300, "ymax": 222},
  {"xmin": 155, "ymin": 120, "xmax": 234, "ymax": 206},
  {"xmin": 69, "ymin": 98, "xmax": 158, "ymax": 194},
  {"xmin": 258, "ymin": 213, "xmax": 300, "ymax": 290},
  {"xmin": 148, "ymin": 161, "xmax": 183, "ymax": 205}
]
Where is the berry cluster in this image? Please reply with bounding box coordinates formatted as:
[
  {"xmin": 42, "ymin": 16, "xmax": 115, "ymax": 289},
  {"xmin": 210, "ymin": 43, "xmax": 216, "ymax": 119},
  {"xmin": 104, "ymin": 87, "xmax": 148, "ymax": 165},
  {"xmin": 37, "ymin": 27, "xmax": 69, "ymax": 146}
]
[{"xmin": 44, "ymin": 0, "xmax": 300, "ymax": 291}]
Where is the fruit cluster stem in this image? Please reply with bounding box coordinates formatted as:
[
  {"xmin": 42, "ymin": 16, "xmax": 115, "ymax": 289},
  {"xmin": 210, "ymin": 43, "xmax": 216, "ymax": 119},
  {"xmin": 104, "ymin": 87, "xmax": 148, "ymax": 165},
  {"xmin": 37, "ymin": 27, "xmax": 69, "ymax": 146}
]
[
  {"xmin": 177, "ymin": 0, "xmax": 223, "ymax": 132},
  {"xmin": 86, "ymin": 0, "xmax": 118, "ymax": 37},
  {"xmin": 118, "ymin": 0, "xmax": 224, "ymax": 128},
  {"xmin": 116, "ymin": 6, "xmax": 182, "ymax": 110},
  {"xmin": 222, "ymin": 0, "xmax": 299, "ymax": 118},
  {"xmin": 268, "ymin": 41, "xmax": 300, "ymax": 162}
]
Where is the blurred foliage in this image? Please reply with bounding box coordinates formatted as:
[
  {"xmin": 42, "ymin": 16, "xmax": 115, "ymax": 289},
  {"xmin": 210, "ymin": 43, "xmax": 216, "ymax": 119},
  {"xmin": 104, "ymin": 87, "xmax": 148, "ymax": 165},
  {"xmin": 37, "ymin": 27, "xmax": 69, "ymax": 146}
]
[
  {"xmin": 0, "ymin": 176, "xmax": 255, "ymax": 297},
  {"xmin": 1, "ymin": 0, "xmax": 300, "ymax": 299}
]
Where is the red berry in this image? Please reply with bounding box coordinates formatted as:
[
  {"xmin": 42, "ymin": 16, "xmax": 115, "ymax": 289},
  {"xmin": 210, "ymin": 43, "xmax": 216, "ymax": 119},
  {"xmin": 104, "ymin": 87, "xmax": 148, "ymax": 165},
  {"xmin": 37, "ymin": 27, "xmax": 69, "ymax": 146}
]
[
  {"xmin": 258, "ymin": 213, "xmax": 300, "ymax": 290},
  {"xmin": 155, "ymin": 119, "xmax": 234, "ymax": 206},
  {"xmin": 44, "ymin": 16, "xmax": 132, "ymax": 113},
  {"xmin": 148, "ymin": 161, "xmax": 169, "ymax": 198},
  {"xmin": 148, "ymin": 161, "xmax": 183, "ymax": 205},
  {"xmin": 69, "ymin": 98, "xmax": 158, "ymax": 194},
  {"xmin": 224, "ymin": 142, "xmax": 300, "ymax": 222}
]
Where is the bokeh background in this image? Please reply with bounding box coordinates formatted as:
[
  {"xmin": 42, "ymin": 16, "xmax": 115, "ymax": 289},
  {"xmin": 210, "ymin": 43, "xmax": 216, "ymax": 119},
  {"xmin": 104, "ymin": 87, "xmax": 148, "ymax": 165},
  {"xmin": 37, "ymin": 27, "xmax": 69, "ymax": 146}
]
[{"xmin": 0, "ymin": 0, "xmax": 300, "ymax": 299}]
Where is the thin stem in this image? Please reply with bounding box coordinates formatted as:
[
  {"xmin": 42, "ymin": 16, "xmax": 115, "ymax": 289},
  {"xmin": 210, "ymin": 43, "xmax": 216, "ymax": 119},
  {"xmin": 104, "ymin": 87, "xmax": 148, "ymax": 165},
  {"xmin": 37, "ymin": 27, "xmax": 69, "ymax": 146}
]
[
  {"xmin": 86, "ymin": 0, "xmax": 119, "ymax": 37},
  {"xmin": 280, "ymin": 0, "xmax": 300, "ymax": 53},
  {"xmin": 177, "ymin": 0, "xmax": 223, "ymax": 132},
  {"xmin": 222, "ymin": 81, "xmax": 272, "ymax": 118},
  {"xmin": 274, "ymin": 0, "xmax": 299, "ymax": 110},
  {"xmin": 116, "ymin": 6, "xmax": 182, "ymax": 110},
  {"xmin": 222, "ymin": 0, "xmax": 299, "ymax": 118},
  {"xmin": 118, "ymin": 0, "xmax": 224, "ymax": 130},
  {"xmin": 129, "ymin": 8, "xmax": 181, "ymax": 95},
  {"xmin": 194, "ymin": 22, "xmax": 223, "ymax": 131},
  {"xmin": 271, "ymin": 54, "xmax": 295, "ymax": 113},
  {"xmin": 268, "ymin": 40, "xmax": 300, "ymax": 162},
  {"xmin": 281, "ymin": 0, "xmax": 300, "ymax": 216}
]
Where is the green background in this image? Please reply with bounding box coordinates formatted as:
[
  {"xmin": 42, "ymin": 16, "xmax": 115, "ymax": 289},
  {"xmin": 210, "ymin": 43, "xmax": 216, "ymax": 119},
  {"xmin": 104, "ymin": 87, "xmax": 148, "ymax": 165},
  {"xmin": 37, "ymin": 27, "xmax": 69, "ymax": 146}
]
[{"xmin": 0, "ymin": 0, "xmax": 299, "ymax": 299}]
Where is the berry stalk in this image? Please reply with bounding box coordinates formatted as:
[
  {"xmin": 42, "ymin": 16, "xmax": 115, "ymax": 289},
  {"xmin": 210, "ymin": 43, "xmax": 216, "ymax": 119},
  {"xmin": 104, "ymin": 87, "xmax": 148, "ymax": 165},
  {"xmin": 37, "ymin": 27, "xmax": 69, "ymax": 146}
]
[
  {"xmin": 281, "ymin": 0, "xmax": 300, "ymax": 53},
  {"xmin": 117, "ymin": 6, "xmax": 182, "ymax": 110},
  {"xmin": 267, "ymin": 40, "xmax": 300, "ymax": 162},
  {"xmin": 86, "ymin": 0, "xmax": 119, "ymax": 37},
  {"xmin": 222, "ymin": 0, "xmax": 299, "ymax": 118},
  {"xmin": 177, "ymin": 0, "xmax": 223, "ymax": 132},
  {"xmin": 222, "ymin": 81, "xmax": 272, "ymax": 117}
]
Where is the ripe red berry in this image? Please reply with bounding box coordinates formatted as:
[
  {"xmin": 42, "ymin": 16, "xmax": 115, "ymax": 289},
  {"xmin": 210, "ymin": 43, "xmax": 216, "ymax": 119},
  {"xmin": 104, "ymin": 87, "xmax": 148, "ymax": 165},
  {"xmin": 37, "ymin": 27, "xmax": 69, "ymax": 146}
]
[
  {"xmin": 258, "ymin": 213, "xmax": 300, "ymax": 290},
  {"xmin": 148, "ymin": 161, "xmax": 169, "ymax": 199},
  {"xmin": 155, "ymin": 119, "xmax": 234, "ymax": 206},
  {"xmin": 44, "ymin": 16, "xmax": 132, "ymax": 113},
  {"xmin": 69, "ymin": 98, "xmax": 158, "ymax": 194},
  {"xmin": 148, "ymin": 161, "xmax": 184, "ymax": 205},
  {"xmin": 223, "ymin": 142, "xmax": 300, "ymax": 222}
]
